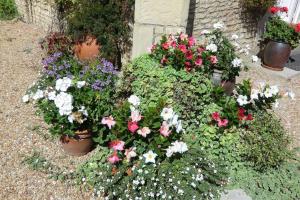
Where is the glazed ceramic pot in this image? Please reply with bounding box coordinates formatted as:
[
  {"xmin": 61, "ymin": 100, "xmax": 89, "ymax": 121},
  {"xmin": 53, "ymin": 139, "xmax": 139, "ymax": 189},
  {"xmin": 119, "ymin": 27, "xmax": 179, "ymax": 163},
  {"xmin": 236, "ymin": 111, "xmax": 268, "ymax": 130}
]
[
  {"xmin": 60, "ymin": 130, "xmax": 93, "ymax": 156},
  {"xmin": 74, "ymin": 36, "xmax": 100, "ymax": 61},
  {"xmin": 262, "ymin": 40, "xmax": 291, "ymax": 71}
]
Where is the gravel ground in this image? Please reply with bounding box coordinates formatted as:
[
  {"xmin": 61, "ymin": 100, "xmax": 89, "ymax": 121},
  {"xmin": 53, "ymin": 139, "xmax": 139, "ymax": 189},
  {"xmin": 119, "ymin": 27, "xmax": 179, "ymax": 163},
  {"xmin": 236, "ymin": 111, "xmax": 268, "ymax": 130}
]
[{"xmin": 0, "ymin": 20, "xmax": 299, "ymax": 200}]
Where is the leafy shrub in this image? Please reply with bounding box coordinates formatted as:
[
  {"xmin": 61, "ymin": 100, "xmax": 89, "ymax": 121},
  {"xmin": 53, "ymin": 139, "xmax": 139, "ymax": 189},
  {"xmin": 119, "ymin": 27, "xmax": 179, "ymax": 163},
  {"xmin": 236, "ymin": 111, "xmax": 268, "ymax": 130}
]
[
  {"xmin": 118, "ymin": 55, "xmax": 214, "ymax": 133},
  {"xmin": 240, "ymin": 111, "xmax": 291, "ymax": 171},
  {"xmin": 0, "ymin": 0, "xmax": 17, "ymax": 20},
  {"xmin": 76, "ymin": 148, "xmax": 228, "ymax": 199},
  {"xmin": 40, "ymin": 32, "xmax": 73, "ymax": 56}
]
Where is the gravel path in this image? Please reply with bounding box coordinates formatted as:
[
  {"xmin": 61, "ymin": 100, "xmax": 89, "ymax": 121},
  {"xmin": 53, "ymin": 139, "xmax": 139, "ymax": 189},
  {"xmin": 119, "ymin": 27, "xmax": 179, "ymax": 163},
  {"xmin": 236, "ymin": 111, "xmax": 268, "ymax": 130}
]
[{"xmin": 0, "ymin": 20, "xmax": 93, "ymax": 200}]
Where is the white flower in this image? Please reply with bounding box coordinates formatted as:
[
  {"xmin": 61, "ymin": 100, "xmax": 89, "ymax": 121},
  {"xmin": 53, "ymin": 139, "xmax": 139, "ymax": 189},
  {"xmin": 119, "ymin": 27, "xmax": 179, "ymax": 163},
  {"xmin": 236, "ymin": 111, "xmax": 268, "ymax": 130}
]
[
  {"xmin": 201, "ymin": 30, "xmax": 211, "ymax": 35},
  {"xmin": 252, "ymin": 55, "xmax": 259, "ymax": 63},
  {"xmin": 213, "ymin": 22, "xmax": 224, "ymax": 29},
  {"xmin": 47, "ymin": 91, "xmax": 56, "ymax": 101},
  {"xmin": 143, "ymin": 150, "xmax": 157, "ymax": 164},
  {"xmin": 176, "ymin": 120, "xmax": 183, "ymax": 133},
  {"xmin": 32, "ymin": 89, "xmax": 44, "ymax": 100},
  {"xmin": 137, "ymin": 127, "xmax": 151, "ymax": 137},
  {"xmin": 55, "ymin": 77, "xmax": 72, "ymax": 92},
  {"xmin": 171, "ymin": 114, "xmax": 178, "ymax": 126},
  {"xmin": 269, "ymin": 85, "xmax": 279, "ymax": 96},
  {"xmin": 22, "ymin": 95, "xmax": 30, "ymax": 103},
  {"xmin": 54, "ymin": 92, "xmax": 73, "ymax": 116},
  {"xmin": 160, "ymin": 107, "xmax": 174, "ymax": 121},
  {"xmin": 237, "ymin": 95, "xmax": 249, "ymax": 106},
  {"xmin": 232, "ymin": 58, "xmax": 242, "ymax": 68},
  {"xmin": 231, "ymin": 34, "xmax": 239, "ymax": 40},
  {"xmin": 264, "ymin": 88, "xmax": 273, "ymax": 98},
  {"xmin": 166, "ymin": 141, "xmax": 188, "ymax": 157},
  {"xmin": 77, "ymin": 81, "xmax": 86, "ymax": 88},
  {"xmin": 128, "ymin": 95, "xmax": 140, "ymax": 107},
  {"xmin": 206, "ymin": 43, "xmax": 218, "ymax": 52},
  {"xmin": 250, "ymin": 89, "xmax": 259, "ymax": 100}
]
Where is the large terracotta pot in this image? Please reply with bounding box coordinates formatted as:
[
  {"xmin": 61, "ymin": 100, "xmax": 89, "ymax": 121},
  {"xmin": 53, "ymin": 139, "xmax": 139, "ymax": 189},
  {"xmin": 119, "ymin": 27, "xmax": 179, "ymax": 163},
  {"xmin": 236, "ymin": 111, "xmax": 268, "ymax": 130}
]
[
  {"xmin": 262, "ymin": 40, "xmax": 291, "ymax": 71},
  {"xmin": 60, "ymin": 130, "xmax": 93, "ymax": 156},
  {"xmin": 74, "ymin": 36, "xmax": 100, "ymax": 61},
  {"xmin": 212, "ymin": 69, "xmax": 236, "ymax": 95}
]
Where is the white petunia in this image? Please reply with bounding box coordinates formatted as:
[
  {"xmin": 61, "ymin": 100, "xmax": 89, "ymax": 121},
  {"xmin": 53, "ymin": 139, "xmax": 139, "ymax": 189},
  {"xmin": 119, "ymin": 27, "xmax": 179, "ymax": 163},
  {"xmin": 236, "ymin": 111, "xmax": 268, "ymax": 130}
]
[
  {"xmin": 269, "ymin": 85, "xmax": 279, "ymax": 96},
  {"xmin": 32, "ymin": 89, "xmax": 44, "ymax": 100},
  {"xmin": 252, "ymin": 55, "xmax": 259, "ymax": 62},
  {"xmin": 160, "ymin": 107, "xmax": 174, "ymax": 121},
  {"xmin": 22, "ymin": 94, "xmax": 30, "ymax": 103},
  {"xmin": 55, "ymin": 77, "xmax": 72, "ymax": 92},
  {"xmin": 206, "ymin": 43, "xmax": 218, "ymax": 52},
  {"xmin": 128, "ymin": 95, "xmax": 140, "ymax": 107},
  {"xmin": 231, "ymin": 34, "xmax": 239, "ymax": 40},
  {"xmin": 213, "ymin": 22, "xmax": 224, "ymax": 29},
  {"xmin": 77, "ymin": 81, "xmax": 86, "ymax": 88},
  {"xmin": 165, "ymin": 141, "xmax": 188, "ymax": 157},
  {"xmin": 47, "ymin": 91, "xmax": 56, "ymax": 101},
  {"xmin": 232, "ymin": 58, "xmax": 242, "ymax": 68},
  {"xmin": 176, "ymin": 120, "xmax": 183, "ymax": 133},
  {"xmin": 143, "ymin": 150, "xmax": 157, "ymax": 164},
  {"xmin": 250, "ymin": 89, "xmax": 260, "ymax": 100},
  {"xmin": 263, "ymin": 88, "xmax": 273, "ymax": 98},
  {"xmin": 237, "ymin": 95, "xmax": 249, "ymax": 106},
  {"xmin": 201, "ymin": 30, "xmax": 211, "ymax": 35}
]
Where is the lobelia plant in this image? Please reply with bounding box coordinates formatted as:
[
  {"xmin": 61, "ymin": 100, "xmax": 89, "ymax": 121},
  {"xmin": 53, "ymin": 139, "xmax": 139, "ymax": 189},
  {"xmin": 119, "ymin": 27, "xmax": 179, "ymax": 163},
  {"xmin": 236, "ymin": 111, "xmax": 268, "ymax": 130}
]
[
  {"xmin": 23, "ymin": 53, "xmax": 118, "ymax": 137},
  {"xmin": 264, "ymin": 6, "xmax": 300, "ymax": 48}
]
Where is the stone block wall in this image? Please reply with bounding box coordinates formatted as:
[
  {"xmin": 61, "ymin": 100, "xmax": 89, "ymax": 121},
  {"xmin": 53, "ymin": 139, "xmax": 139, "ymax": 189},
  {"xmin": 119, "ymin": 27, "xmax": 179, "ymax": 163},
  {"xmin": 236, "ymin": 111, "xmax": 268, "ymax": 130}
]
[
  {"xmin": 15, "ymin": 0, "xmax": 59, "ymax": 31},
  {"xmin": 188, "ymin": 0, "xmax": 258, "ymax": 47}
]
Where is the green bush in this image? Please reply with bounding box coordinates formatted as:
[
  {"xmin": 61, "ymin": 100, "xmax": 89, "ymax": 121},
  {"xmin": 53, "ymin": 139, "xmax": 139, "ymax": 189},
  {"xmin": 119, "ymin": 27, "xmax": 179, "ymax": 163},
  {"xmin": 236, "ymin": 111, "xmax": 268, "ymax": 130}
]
[
  {"xmin": 118, "ymin": 55, "xmax": 214, "ymax": 133},
  {"xmin": 240, "ymin": 111, "xmax": 292, "ymax": 171},
  {"xmin": 0, "ymin": 0, "xmax": 18, "ymax": 20}
]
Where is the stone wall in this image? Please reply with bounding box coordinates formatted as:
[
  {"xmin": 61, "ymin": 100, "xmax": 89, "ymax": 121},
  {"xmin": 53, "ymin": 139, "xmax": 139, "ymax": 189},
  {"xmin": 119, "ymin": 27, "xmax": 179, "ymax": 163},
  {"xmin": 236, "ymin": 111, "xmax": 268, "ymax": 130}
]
[
  {"xmin": 15, "ymin": 0, "xmax": 59, "ymax": 31},
  {"xmin": 188, "ymin": 0, "xmax": 258, "ymax": 47}
]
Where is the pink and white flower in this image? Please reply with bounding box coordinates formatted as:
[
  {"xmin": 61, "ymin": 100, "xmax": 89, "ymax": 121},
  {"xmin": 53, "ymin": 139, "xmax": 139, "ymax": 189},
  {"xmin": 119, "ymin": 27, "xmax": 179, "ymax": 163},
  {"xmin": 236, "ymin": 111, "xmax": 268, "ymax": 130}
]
[
  {"xmin": 130, "ymin": 110, "xmax": 142, "ymax": 122},
  {"xmin": 137, "ymin": 127, "xmax": 151, "ymax": 137},
  {"xmin": 109, "ymin": 140, "xmax": 125, "ymax": 151},
  {"xmin": 125, "ymin": 147, "xmax": 137, "ymax": 162},
  {"xmin": 101, "ymin": 116, "xmax": 116, "ymax": 129},
  {"xmin": 108, "ymin": 151, "xmax": 121, "ymax": 164},
  {"xmin": 210, "ymin": 55, "xmax": 218, "ymax": 64},
  {"xmin": 160, "ymin": 121, "xmax": 171, "ymax": 137}
]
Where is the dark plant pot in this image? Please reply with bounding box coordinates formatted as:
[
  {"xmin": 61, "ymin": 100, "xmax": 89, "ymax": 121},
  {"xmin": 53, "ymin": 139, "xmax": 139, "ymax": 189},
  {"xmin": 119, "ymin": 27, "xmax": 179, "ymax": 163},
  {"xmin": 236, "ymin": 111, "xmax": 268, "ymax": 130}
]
[
  {"xmin": 60, "ymin": 130, "xmax": 93, "ymax": 156},
  {"xmin": 74, "ymin": 36, "xmax": 100, "ymax": 61},
  {"xmin": 212, "ymin": 70, "xmax": 236, "ymax": 95},
  {"xmin": 262, "ymin": 40, "xmax": 291, "ymax": 71}
]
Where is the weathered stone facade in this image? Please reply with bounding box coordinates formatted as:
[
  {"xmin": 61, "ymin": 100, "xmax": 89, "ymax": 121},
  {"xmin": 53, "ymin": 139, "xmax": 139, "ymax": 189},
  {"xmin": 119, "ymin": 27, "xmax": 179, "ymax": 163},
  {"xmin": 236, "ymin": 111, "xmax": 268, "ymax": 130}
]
[{"xmin": 15, "ymin": 0, "xmax": 59, "ymax": 31}]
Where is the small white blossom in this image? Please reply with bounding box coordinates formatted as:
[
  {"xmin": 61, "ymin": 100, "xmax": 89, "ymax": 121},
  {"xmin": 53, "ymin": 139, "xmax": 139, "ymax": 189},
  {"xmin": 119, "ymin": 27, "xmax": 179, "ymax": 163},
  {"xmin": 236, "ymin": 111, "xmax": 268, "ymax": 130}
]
[
  {"xmin": 143, "ymin": 150, "xmax": 157, "ymax": 164},
  {"xmin": 128, "ymin": 95, "xmax": 140, "ymax": 107},
  {"xmin": 77, "ymin": 81, "xmax": 86, "ymax": 88},
  {"xmin": 250, "ymin": 89, "xmax": 259, "ymax": 100},
  {"xmin": 231, "ymin": 34, "xmax": 239, "ymax": 40},
  {"xmin": 206, "ymin": 43, "xmax": 218, "ymax": 52},
  {"xmin": 54, "ymin": 92, "xmax": 73, "ymax": 116},
  {"xmin": 47, "ymin": 91, "xmax": 56, "ymax": 101},
  {"xmin": 55, "ymin": 77, "xmax": 72, "ymax": 92},
  {"xmin": 32, "ymin": 89, "xmax": 44, "ymax": 100},
  {"xmin": 232, "ymin": 58, "xmax": 242, "ymax": 68},
  {"xmin": 237, "ymin": 95, "xmax": 249, "ymax": 106},
  {"xmin": 22, "ymin": 94, "xmax": 30, "ymax": 103},
  {"xmin": 252, "ymin": 55, "xmax": 259, "ymax": 62},
  {"xmin": 160, "ymin": 107, "xmax": 174, "ymax": 121}
]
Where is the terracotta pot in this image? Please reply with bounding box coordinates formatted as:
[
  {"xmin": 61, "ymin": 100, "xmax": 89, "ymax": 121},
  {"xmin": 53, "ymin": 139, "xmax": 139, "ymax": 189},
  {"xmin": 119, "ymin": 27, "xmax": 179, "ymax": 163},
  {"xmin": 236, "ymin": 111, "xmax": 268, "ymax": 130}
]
[
  {"xmin": 212, "ymin": 69, "xmax": 236, "ymax": 95},
  {"xmin": 60, "ymin": 130, "xmax": 93, "ymax": 156},
  {"xmin": 262, "ymin": 40, "xmax": 291, "ymax": 71},
  {"xmin": 74, "ymin": 36, "xmax": 100, "ymax": 61}
]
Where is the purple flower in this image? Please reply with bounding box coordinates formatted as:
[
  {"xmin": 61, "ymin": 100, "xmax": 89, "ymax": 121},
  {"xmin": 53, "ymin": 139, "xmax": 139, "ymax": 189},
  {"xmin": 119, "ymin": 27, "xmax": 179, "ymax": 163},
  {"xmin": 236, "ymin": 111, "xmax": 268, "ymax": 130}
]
[{"xmin": 42, "ymin": 52, "xmax": 62, "ymax": 66}]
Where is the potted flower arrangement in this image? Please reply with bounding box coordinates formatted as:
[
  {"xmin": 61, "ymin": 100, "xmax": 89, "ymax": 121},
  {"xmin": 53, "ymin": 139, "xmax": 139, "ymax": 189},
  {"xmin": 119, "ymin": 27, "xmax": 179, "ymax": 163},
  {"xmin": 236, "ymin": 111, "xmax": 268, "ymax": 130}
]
[
  {"xmin": 23, "ymin": 52, "xmax": 118, "ymax": 156},
  {"xmin": 263, "ymin": 6, "xmax": 300, "ymax": 71}
]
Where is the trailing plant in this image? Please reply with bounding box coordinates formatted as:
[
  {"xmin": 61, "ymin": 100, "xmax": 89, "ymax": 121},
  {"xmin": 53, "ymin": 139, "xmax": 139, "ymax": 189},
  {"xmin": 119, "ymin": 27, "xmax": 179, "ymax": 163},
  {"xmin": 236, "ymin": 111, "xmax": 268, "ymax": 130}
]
[
  {"xmin": 0, "ymin": 0, "xmax": 18, "ymax": 20},
  {"xmin": 66, "ymin": 0, "xmax": 135, "ymax": 67},
  {"xmin": 264, "ymin": 6, "xmax": 300, "ymax": 48}
]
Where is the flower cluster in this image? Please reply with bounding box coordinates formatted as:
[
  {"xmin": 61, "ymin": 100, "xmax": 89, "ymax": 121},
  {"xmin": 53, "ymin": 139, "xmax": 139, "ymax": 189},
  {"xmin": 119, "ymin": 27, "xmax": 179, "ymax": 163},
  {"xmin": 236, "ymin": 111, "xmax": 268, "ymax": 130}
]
[
  {"xmin": 268, "ymin": 6, "xmax": 288, "ymax": 14},
  {"xmin": 238, "ymin": 107, "xmax": 253, "ymax": 121},
  {"xmin": 211, "ymin": 112, "xmax": 228, "ymax": 127}
]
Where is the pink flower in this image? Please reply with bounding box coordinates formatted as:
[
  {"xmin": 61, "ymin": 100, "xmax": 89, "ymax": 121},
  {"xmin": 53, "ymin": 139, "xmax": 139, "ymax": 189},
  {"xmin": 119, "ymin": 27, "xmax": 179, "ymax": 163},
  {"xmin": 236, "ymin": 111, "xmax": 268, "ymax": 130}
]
[
  {"xmin": 212, "ymin": 112, "xmax": 221, "ymax": 121},
  {"xmin": 171, "ymin": 41, "xmax": 177, "ymax": 48},
  {"xmin": 101, "ymin": 116, "xmax": 116, "ymax": 129},
  {"xmin": 125, "ymin": 147, "xmax": 137, "ymax": 162},
  {"xmin": 188, "ymin": 36, "xmax": 196, "ymax": 46},
  {"xmin": 185, "ymin": 61, "xmax": 192, "ymax": 71},
  {"xmin": 137, "ymin": 127, "xmax": 151, "ymax": 137},
  {"xmin": 161, "ymin": 56, "xmax": 168, "ymax": 64},
  {"xmin": 150, "ymin": 44, "xmax": 156, "ymax": 52},
  {"xmin": 108, "ymin": 151, "xmax": 121, "ymax": 164},
  {"xmin": 185, "ymin": 50, "xmax": 194, "ymax": 60},
  {"xmin": 218, "ymin": 119, "xmax": 228, "ymax": 127},
  {"xmin": 128, "ymin": 121, "xmax": 139, "ymax": 133},
  {"xmin": 195, "ymin": 57, "xmax": 203, "ymax": 66},
  {"xmin": 179, "ymin": 33, "xmax": 188, "ymax": 41},
  {"xmin": 130, "ymin": 110, "xmax": 142, "ymax": 122},
  {"xmin": 162, "ymin": 42, "xmax": 169, "ymax": 50},
  {"xmin": 178, "ymin": 44, "xmax": 187, "ymax": 53},
  {"xmin": 109, "ymin": 140, "xmax": 125, "ymax": 151},
  {"xmin": 210, "ymin": 55, "xmax": 218, "ymax": 64},
  {"xmin": 197, "ymin": 47, "xmax": 205, "ymax": 53},
  {"xmin": 159, "ymin": 121, "xmax": 171, "ymax": 137}
]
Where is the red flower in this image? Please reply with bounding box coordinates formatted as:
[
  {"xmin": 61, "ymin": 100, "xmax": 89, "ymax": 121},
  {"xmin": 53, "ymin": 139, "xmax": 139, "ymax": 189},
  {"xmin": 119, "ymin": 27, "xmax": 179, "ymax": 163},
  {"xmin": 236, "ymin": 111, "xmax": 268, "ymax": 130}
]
[
  {"xmin": 162, "ymin": 42, "xmax": 169, "ymax": 50},
  {"xmin": 218, "ymin": 119, "xmax": 228, "ymax": 127},
  {"xmin": 246, "ymin": 114, "xmax": 253, "ymax": 121},
  {"xmin": 212, "ymin": 112, "xmax": 221, "ymax": 121},
  {"xmin": 185, "ymin": 50, "xmax": 194, "ymax": 60},
  {"xmin": 280, "ymin": 7, "xmax": 288, "ymax": 13},
  {"xmin": 195, "ymin": 57, "xmax": 203, "ymax": 66},
  {"xmin": 188, "ymin": 36, "xmax": 196, "ymax": 46},
  {"xmin": 295, "ymin": 23, "xmax": 300, "ymax": 33},
  {"xmin": 185, "ymin": 61, "xmax": 192, "ymax": 71},
  {"xmin": 178, "ymin": 44, "xmax": 187, "ymax": 53},
  {"xmin": 128, "ymin": 121, "xmax": 139, "ymax": 133},
  {"xmin": 269, "ymin": 6, "xmax": 280, "ymax": 14},
  {"xmin": 171, "ymin": 41, "xmax": 177, "ymax": 48},
  {"xmin": 161, "ymin": 56, "xmax": 168, "ymax": 64},
  {"xmin": 238, "ymin": 108, "xmax": 246, "ymax": 120}
]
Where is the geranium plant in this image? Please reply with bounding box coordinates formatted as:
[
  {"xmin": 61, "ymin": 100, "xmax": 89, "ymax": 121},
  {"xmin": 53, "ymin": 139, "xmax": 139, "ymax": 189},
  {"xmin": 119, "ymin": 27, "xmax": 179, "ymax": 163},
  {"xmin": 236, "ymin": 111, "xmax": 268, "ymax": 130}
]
[
  {"xmin": 23, "ymin": 52, "xmax": 118, "ymax": 137},
  {"xmin": 264, "ymin": 6, "xmax": 300, "ymax": 48}
]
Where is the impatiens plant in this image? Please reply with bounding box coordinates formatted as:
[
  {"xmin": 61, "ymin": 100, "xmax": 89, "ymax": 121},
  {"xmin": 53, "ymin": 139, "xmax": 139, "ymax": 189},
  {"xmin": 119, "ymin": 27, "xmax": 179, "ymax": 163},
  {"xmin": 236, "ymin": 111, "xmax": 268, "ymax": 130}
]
[
  {"xmin": 23, "ymin": 53, "xmax": 118, "ymax": 137},
  {"xmin": 264, "ymin": 6, "xmax": 300, "ymax": 48}
]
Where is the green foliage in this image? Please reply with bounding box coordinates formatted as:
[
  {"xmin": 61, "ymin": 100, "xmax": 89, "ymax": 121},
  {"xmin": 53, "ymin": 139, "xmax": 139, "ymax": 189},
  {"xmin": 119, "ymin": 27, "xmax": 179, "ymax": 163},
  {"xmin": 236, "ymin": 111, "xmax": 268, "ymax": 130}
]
[
  {"xmin": 264, "ymin": 16, "xmax": 300, "ymax": 49},
  {"xmin": 118, "ymin": 55, "xmax": 214, "ymax": 133},
  {"xmin": 65, "ymin": 0, "xmax": 135, "ymax": 67},
  {"xmin": 229, "ymin": 161, "xmax": 300, "ymax": 200},
  {"xmin": 240, "ymin": 0, "xmax": 276, "ymax": 16},
  {"xmin": 0, "ymin": 0, "xmax": 17, "ymax": 20},
  {"xmin": 240, "ymin": 111, "xmax": 292, "ymax": 171},
  {"xmin": 76, "ymin": 148, "xmax": 228, "ymax": 199}
]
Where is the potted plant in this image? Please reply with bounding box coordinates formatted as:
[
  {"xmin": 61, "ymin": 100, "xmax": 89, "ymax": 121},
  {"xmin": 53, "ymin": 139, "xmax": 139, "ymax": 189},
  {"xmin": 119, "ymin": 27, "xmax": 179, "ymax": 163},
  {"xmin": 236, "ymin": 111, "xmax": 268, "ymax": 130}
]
[
  {"xmin": 262, "ymin": 6, "xmax": 300, "ymax": 71},
  {"xmin": 23, "ymin": 53, "xmax": 118, "ymax": 156}
]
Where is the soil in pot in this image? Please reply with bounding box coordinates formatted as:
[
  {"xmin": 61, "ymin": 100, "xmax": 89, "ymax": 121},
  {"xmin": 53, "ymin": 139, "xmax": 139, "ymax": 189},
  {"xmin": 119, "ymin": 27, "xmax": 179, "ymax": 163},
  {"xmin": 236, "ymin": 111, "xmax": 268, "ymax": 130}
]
[
  {"xmin": 60, "ymin": 130, "xmax": 94, "ymax": 156},
  {"xmin": 262, "ymin": 40, "xmax": 291, "ymax": 71},
  {"xmin": 74, "ymin": 36, "xmax": 100, "ymax": 61}
]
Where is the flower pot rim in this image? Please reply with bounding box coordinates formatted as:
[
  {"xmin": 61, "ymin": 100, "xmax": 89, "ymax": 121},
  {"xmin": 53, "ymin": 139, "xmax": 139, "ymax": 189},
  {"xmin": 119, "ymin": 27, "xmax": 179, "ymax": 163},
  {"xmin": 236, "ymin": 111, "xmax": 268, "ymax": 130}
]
[{"xmin": 268, "ymin": 39, "xmax": 291, "ymax": 46}]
